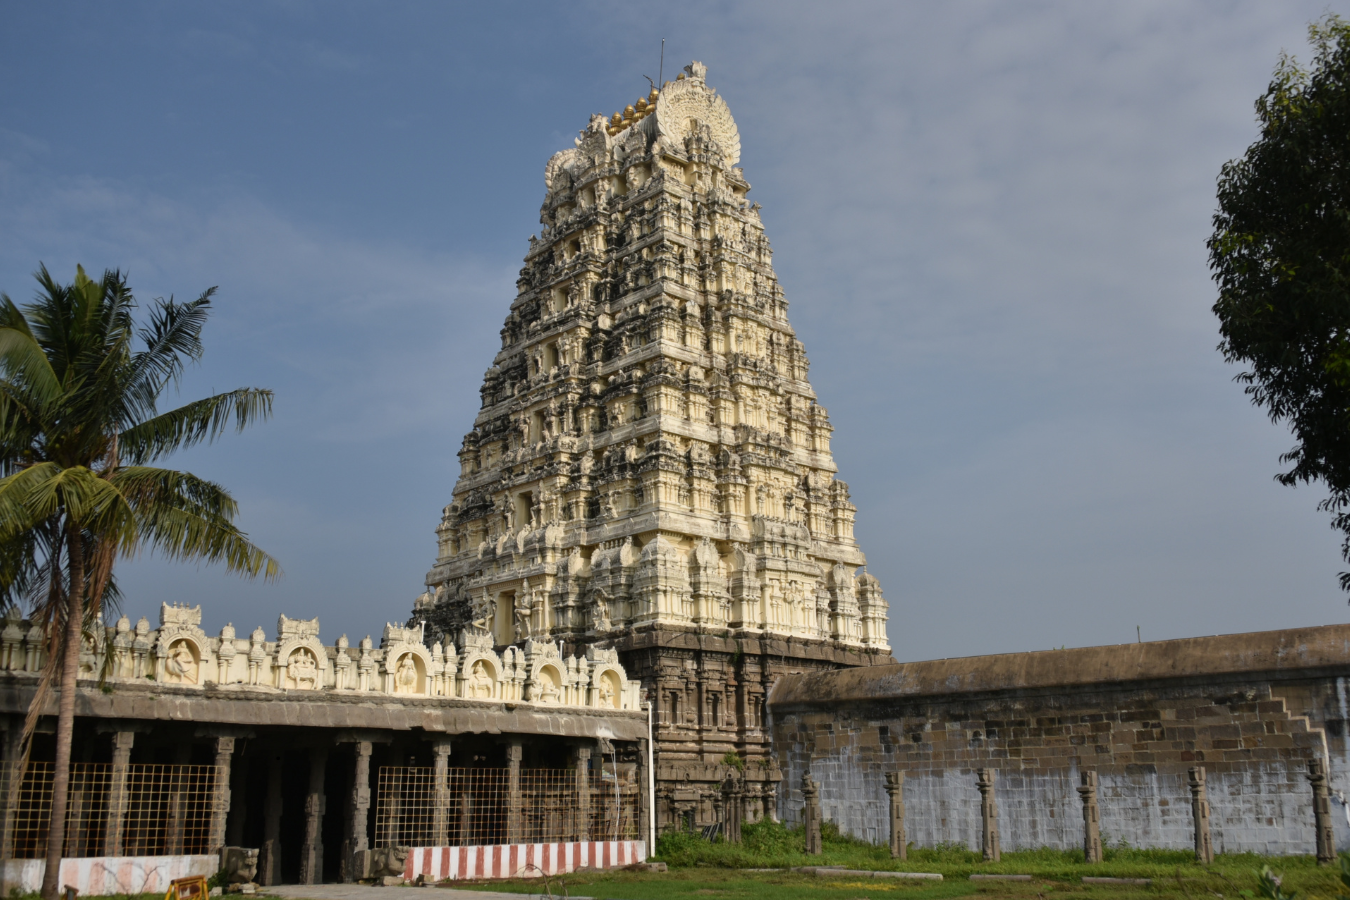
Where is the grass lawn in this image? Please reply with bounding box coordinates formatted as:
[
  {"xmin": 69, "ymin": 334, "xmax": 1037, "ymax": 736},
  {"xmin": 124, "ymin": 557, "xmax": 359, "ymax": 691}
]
[
  {"xmin": 443, "ymin": 864, "xmax": 1322, "ymax": 900},
  {"xmin": 445, "ymin": 822, "xmax": 1347, "ymax": 900}
]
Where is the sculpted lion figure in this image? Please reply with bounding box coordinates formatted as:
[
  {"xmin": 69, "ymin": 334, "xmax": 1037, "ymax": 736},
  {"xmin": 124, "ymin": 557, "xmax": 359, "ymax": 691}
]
[
  {"xmin": 219, "ymin": 846, "xmax": 258, "ymax": 888},
  {"xmin": 369, "ymin": 846, "xmax": 409, "ymax": 881}
]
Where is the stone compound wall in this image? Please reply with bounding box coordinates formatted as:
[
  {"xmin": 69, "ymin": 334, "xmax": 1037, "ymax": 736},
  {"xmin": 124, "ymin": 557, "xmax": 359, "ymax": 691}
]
[{"xmin": 768, "ymin": 625, "xmax": 1350, "ymax": 854}]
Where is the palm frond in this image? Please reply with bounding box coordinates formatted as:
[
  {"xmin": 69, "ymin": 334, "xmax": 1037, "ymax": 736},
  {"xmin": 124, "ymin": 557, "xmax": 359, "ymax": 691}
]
[
  {"xmin": 128, "ymin": 291, "xmax": 214, "ymax": 399},
  {"xmin": 109, "ymin": 465, "xmax": 280, "ymax": 580},
  {"xmin": 0, "ymin": 528, "xmax": 43, "ymax": 615},
  {"xmin": 0, "ymin": 464, "xmax": 137, "ymax": 550},
  {"xmin": 0, "ymin": 296, "xmax": 62, "ymax": 410},
  {"xmin": 111, "ymin": 466, "xmax": 240, "ymax": 519},
  {"xmin": 119, "ymin": 388, "xmax": 273, "ymax": 464},
  {"xmin": 139, "ymin": 505, "xmax": 281, "ymax": 580}
]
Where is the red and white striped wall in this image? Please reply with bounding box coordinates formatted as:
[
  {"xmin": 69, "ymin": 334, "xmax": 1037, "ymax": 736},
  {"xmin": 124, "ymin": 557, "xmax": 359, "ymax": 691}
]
[{"xmin": 405, "ymin": 840, "xmax": 647, "ymax": 881}]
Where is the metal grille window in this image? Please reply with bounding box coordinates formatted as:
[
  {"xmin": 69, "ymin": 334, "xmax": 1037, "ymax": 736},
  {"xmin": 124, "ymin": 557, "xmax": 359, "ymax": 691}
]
[
  {"xmin": 5, "ymin": 762, "xmax": 221, "ymax": 859},
  {"xmin": 376, "ymin": 766, "xmax": 639, "ymax": 848}
]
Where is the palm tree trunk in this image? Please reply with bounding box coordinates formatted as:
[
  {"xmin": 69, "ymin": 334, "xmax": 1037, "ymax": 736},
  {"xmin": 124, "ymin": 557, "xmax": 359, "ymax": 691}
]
[{"xmin": 40, "ymin": 526, "xmax": 84, "ymax": 900}]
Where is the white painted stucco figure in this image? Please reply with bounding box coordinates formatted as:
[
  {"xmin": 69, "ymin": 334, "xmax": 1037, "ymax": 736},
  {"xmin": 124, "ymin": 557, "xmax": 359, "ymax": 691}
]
[
  {"xmin": 288, "ymin": 649, "xmax": 318, "ymax": 690},
  {"xmin": 395, "ymin": 655, "xmax": 418, "ymax": 694},
  {"xmin": 468, "ymin": 661, "xmax": 493, "ymax": 699},
  {"xmin": 165, "ymin": 641, "xmax": 197, "ymax": 684}
]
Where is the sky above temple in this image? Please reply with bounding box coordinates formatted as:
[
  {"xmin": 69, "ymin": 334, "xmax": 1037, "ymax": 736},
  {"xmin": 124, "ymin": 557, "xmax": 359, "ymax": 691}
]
[{"xmin": 1, "ymin": 2, "xmax": 1346, "ymax": 662}]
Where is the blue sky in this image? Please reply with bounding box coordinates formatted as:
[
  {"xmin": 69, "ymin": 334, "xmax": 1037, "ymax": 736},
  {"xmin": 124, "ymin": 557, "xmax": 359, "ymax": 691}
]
[{"xmin": 2, "ymin": 1, "xmax": 1346, "ymax": 661}]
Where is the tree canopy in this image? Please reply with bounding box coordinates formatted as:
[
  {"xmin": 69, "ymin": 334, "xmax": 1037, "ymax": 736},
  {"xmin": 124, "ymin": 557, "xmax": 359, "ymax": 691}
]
[
  {"xmin": 0, "ymin": 264, "xmax": 279, "ymax": 898},
  {"xmin": 1210, "ymin": 15, "xmax": 1350, "ymax": 592}
]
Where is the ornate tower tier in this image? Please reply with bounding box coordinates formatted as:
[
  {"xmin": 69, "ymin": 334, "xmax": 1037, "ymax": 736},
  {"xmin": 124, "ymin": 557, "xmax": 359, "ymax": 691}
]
[{"xmin": 415, "ymin": 62, "xmax": 892, "ymax": 829}]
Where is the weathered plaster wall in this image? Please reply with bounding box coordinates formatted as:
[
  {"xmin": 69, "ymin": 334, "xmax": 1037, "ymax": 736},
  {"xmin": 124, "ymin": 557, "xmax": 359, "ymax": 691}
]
[{"xmin": 768, "ymin": 625, "xmax": 1350, "ymax": 854}]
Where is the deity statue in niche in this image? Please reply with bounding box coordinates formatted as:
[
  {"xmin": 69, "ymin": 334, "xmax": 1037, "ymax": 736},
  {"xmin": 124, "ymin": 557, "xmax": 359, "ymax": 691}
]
[
  {"xmin": 164, "ymin": 641, "xmax": 198, "ymax": 684},
  {"xmin": 468, "ymin": 661, "xmax": 493, "ymax": 699},
  {"xmin": 597, "ymin": 674, "xmax": 616, "ymax": 708},
  {"xmin": 287, "ymin": 648, "xmax": 319, "ymax": 690},
  {"xmin": 538, "ymin": 673, "xmax": 559, "ymax": 704},
  {"xmin": 394, "ymin": 655, "xmax": 418, "ymax": 693}
]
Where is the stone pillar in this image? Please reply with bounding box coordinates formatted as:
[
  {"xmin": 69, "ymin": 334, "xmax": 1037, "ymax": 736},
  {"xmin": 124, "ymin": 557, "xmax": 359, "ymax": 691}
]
[
  {"xmin": 300, "ymin": 748, "xmax": 328, "ymax": 884},
  {"xmin": 732, "ymin": 776, "xmax": 746, "ymax": 842},
  {"xmin": 344, "ymin": 741, "xmax": 372, "ymax": 883},
  {"xmin": 103, "ymin": 731, "xmax": 135, "ymax": 857},
  {"xmin": 977, "ymin": 768, "xmax": 1000, "ymax": 862},
  {"xmin": 0, "ymin": 722, "xmax": 23, "ymax": 861},
  {"xmin": 259, "ymin": 753, "xmax": 283, "ymax": 886},
  {"xmin": 166, "ymin": 744, "xmax": 191, "ymax": 854},
  {"xmin": 573, "ymin": 745, "xmax": 592, "ymax": 841},
  {"xmin": 506, "ymin": 740, "xmax": 523, "ymax": 844},
  {"xmin": 382, "ymin": 747, "xmax": 404, "ymax": 847},
  {"xmin": 1309, "ymin": 758, "xmax": 1335, "ymax": 865},
  {"xmin": 227, "ymin": 754, "xmax": 247, "ymax": 848},
  {"xmin": 431, "ymin": 739, "xmax": 453, "ymax": 847},
  {"xmin": 459, "ymin": 775, "xmax": 474, "ymax": 846},
  {"xmin": 802, "ymin": 771, "xmax": 822, "ymax": 855},
  {"xmin": 1078, "ymin": 769, "xmax": 1102, "ymax": 863},
  {"xmin": 1188, "ymin": 766, "xmax": 1213, "ymax": 865},
  {"xmin": 634, "ymin": 738, "xmax": 649, "ymax": 845},
  {"xmin": 209, "ymin": 737, "xmax": 236, "ymax": 856},
  {"xmin": 765, "ymin": 771, "xmax": 780, "ymax": 823},
  {"xmin": 884, "ymin": 771, "xmax": 906, "ymax": 860},
  {"xmin": 721, "ymin": 776, "xmax": 743, "ymax": 844}
]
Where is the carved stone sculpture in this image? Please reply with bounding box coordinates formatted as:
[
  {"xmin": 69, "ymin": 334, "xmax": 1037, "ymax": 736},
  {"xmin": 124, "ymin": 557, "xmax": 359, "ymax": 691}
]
[
  {"xmin": 164, "ymin": 642, "xmax": 198, "ymax": 684},
  {"xmin": 368, "ymin": 846, "xmax": 409, "ymax": 885},
  {"xmin": 219, "ymin": 846, "xmax": 259, "ymax": 890}
]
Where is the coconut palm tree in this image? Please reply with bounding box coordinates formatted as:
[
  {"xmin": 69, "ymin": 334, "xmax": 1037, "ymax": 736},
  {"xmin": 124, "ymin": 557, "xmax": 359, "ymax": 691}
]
[{"xmin": 0, "ymin": 265, "xmax": 280, "ymax": 900}]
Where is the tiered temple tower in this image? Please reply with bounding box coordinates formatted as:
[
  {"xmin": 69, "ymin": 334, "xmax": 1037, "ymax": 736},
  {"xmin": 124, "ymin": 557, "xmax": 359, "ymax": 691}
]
[{"xmin": 415, "ymin": 62, "xmax": 892, "ymax": 829}]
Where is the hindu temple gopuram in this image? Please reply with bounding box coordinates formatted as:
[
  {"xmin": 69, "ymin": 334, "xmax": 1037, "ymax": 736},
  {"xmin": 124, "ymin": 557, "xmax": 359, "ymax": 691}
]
[{"xmin": 413, "ymin": 61, "xmax": 894, "ymax": 830}]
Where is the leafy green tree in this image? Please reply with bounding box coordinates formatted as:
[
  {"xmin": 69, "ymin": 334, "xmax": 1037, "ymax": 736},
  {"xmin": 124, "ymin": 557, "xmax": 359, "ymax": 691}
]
[
  {"xmin": 0, "ymin": 265, "xmax": 280, "ymax": 899},
  {"xmin": 1211, "ymin": 15, "xmax": 1350, "ymax": 593}
]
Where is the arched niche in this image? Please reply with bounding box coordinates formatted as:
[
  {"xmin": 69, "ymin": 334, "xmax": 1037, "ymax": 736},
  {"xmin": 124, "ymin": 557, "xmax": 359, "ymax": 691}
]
[
  {"xmin": 530, "ymin": 663, "xmax": 562, "ymax": 704},
  {"xmin": 383, "ymin": 644, "xmax": 433, "ymax": 696},
  {"xmin": 162, "ymin": 637, "xmax": 203, "ymax": 685},
  {"xmin": 461, "ymin": 655, "xmax": 499, "ymax": 700},
  {"xmin": 276, "ymin": 636, "xmax": 328, "ymax": 691},
  {"xmin": 592, "ymin": 666, "xmax": 624, "ymax": 709}
]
